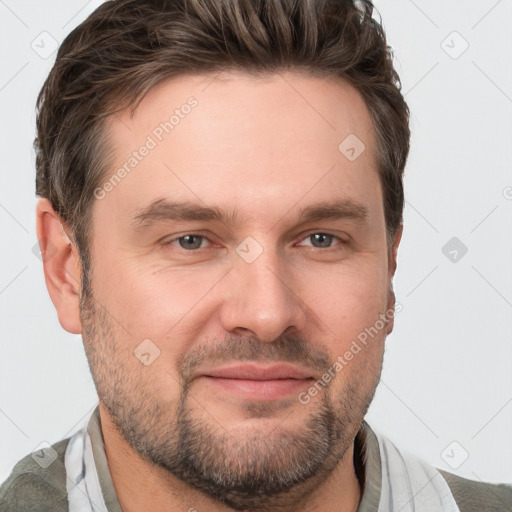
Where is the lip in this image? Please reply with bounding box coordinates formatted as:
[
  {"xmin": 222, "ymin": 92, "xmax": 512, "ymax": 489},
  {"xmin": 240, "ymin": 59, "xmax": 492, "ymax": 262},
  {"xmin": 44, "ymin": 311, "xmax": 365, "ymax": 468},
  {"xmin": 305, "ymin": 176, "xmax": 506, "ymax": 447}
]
[
  {"xmin": 197, "ymin": 363, "xmax": 316, "ymax": 381},
  {"xmin": 194, "ymin": 363, "xmax": 316, "ymax": 401}
]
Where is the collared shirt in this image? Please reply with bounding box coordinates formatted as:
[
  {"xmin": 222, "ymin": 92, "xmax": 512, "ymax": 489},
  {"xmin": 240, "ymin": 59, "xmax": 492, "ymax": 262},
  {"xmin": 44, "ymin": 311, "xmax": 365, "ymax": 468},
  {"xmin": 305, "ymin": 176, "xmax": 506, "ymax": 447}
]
[
  {"xmin": 63, "ymin": 406, "xmax": 460, "ymax": 511},
  {"xmin": 1, "ymin": 405, "xmax": 511, "ymax": 511}
]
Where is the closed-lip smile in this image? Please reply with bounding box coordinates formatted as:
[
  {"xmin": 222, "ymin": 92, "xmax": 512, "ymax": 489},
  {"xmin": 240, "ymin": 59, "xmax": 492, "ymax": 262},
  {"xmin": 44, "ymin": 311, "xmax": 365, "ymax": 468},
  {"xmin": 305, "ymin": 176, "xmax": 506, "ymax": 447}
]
[
  {"xmin": 197, "ymin": 362, "xmax": 316, "ymax": 380},
  {"xmin": 194, "ymin": 363, "xmax": 317, "ymax": 400}
]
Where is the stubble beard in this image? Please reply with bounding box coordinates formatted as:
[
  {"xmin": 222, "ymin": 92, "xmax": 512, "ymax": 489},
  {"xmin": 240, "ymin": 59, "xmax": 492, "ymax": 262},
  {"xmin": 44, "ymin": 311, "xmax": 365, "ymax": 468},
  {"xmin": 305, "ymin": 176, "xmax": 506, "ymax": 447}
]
[{"xmin": 79, "ymin": 283, "xmax": 381, "ymax": 510}]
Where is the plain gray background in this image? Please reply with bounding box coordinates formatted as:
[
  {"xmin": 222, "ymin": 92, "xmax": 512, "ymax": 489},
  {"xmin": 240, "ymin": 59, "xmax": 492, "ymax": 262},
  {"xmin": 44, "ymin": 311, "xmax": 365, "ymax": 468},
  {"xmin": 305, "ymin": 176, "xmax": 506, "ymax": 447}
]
[{"xmin": 1, "ymin": 0, "xmax": 511, "ymax": 485}]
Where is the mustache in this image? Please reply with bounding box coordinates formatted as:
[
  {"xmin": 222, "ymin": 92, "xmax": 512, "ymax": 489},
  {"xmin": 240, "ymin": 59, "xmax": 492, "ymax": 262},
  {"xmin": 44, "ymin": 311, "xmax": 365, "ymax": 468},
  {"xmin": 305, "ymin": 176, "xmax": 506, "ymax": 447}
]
[{"xmin": 177, "ymin": 333, "xmax": 333, "ymax": 383}]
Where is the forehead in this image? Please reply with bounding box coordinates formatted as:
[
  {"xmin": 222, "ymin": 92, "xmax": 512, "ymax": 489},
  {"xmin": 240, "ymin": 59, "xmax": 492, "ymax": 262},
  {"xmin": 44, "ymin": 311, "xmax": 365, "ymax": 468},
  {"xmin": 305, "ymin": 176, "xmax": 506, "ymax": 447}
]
[{"xmin": 96, "ymin": 70, "xmax": 381, "ymax": 234}]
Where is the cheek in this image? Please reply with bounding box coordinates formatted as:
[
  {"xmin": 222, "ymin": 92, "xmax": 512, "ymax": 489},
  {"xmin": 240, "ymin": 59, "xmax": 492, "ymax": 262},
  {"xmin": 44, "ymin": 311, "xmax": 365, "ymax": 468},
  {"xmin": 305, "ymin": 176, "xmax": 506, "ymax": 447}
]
[
  {"xmin": 91, "ymin": 254, "xmax": 225, "ymax": 342},
  {"xmin": 300, "ymin": 257, "xmax": 389, "ymax": 392},
  {"xmin": 302, "ymin": 256, "xmax": 389, "ymax": 342},
  {"xmin": 90, "ymin": 242, "xmax": 389, "ymax": 359}
]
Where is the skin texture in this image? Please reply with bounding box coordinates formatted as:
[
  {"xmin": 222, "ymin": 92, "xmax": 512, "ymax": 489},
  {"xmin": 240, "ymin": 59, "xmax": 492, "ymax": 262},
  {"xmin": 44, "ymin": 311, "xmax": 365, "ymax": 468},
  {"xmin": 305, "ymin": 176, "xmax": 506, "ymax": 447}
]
[{"xmin": 36, "ymin": 70, "xmax": 402, "ymax": 512}]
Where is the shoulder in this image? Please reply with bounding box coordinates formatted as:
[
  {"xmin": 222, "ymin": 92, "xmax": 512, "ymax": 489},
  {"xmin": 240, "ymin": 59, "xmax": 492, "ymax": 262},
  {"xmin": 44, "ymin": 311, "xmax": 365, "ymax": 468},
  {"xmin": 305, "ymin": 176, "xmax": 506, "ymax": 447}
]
[
  {"xmin": 439, "ymin": 468, "xmax": 512, "ymax": 512},
  {"xmin": 0, "ymin": 438, "xmax": 70, "ymax": 512}
]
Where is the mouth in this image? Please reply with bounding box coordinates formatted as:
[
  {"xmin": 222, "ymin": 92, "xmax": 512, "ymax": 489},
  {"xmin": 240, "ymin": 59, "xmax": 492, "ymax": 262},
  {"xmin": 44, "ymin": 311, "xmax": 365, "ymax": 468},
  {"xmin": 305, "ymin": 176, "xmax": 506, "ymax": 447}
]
[
  {"xmin": 196, "ymin": 363, "xmax": 316, "ymax": 401},
  {"xmin": 200, "ymin": 376, "xmax": 315, "ymax": 400}
]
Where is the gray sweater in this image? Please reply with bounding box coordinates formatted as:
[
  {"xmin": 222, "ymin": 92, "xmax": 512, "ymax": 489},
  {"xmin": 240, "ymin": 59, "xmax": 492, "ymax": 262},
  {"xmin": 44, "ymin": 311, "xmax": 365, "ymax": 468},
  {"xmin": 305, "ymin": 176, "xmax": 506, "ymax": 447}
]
[{"xmin": 1, "ymin": 407, "xmax": 511, "ymax": 511}]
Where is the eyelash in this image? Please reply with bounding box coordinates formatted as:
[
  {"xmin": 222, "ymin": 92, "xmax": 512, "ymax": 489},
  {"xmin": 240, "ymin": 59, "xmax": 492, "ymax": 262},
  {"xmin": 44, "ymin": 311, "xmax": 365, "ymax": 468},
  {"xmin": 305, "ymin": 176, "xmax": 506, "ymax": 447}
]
[{"xmin": 161, "ymin": 232, "xmax": 347, "ymax": 251}]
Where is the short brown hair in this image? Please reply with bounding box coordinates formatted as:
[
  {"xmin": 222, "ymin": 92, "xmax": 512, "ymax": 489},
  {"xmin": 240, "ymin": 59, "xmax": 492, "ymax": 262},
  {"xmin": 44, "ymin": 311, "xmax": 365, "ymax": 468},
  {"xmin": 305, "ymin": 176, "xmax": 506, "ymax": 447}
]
[{"xmin": 35, "ymin": 0, "xmax": 410, "ymax": 291}]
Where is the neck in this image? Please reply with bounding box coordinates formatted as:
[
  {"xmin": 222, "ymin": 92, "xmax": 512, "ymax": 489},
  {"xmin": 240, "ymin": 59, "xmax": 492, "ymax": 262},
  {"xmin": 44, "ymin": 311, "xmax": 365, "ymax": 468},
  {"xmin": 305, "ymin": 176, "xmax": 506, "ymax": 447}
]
[{"xmin": 99, "ymin": 403, "xmax": 362, "ymax": 512}]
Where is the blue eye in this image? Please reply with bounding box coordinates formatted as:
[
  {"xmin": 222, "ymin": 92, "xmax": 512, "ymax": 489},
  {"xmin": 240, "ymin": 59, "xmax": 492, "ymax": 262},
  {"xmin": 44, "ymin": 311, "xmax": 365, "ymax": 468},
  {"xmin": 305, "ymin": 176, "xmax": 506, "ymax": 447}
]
[
  {"xmin": 164, "ymin": 234, "xmax": 209, "ymax": 251},
  {"xmin": 311, "ymin": 233, "xmax": 333, "ymax": 248},
  {"xmin": 162, "ymin": 232, "xmax": 345, "ymax": 253},
  {"xmin": 299, "ymin": 233, "xmax": 342, "ymax": 248},
  {"xmin": 178, "ymin": 234, "xmax": 206, "ymax": 250}
]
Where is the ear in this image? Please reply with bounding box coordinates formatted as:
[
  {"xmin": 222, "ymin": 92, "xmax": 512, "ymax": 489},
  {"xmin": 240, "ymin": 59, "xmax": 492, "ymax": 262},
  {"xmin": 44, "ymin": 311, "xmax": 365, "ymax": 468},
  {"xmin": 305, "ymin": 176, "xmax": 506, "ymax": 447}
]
[
  {"xmin": 385, "ymin": 223, "xmax": 403, "ymax": 335},
  {"xmin": 35, "ymin": 198, "xmax": 83, "ymax": 334}
]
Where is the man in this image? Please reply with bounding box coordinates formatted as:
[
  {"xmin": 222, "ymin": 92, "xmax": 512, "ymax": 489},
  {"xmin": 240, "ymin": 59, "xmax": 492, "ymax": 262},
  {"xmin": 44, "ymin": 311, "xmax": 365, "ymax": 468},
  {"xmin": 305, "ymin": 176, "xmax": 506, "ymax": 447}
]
[{"xmin": 0, "ymin": 0, "xmax": 510, "ymax": 511}]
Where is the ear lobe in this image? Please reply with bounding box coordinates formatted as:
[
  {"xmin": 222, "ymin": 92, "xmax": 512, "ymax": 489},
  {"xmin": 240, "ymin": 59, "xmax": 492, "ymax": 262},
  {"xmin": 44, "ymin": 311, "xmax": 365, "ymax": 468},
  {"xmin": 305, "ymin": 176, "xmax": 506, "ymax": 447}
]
[{"xmin": 35, "ymin": 198, "xmax": 83, "ymax": 334}]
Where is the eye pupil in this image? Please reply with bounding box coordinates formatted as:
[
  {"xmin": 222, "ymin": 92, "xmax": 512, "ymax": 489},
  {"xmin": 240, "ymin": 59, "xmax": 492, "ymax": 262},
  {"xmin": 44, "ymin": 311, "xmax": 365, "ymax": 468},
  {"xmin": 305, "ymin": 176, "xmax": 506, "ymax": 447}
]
[
  {"xmin": 178, "ymin": 235, "xmax": 203, "ymax": 250},
  {"xmin": 175, "ymin": 233, "xmax": 337, "ymax": 251},
  {"xmin": 311, "ymin": 233, "xmax": 332, "ymax": 248}
]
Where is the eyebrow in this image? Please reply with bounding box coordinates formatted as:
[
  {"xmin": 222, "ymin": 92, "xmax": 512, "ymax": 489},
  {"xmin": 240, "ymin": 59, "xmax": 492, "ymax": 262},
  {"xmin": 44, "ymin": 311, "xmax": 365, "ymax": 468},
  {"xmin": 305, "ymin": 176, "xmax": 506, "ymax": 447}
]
[{"xmin": 130, "ymin": 197, "xmax": 370, "ymax": 231}]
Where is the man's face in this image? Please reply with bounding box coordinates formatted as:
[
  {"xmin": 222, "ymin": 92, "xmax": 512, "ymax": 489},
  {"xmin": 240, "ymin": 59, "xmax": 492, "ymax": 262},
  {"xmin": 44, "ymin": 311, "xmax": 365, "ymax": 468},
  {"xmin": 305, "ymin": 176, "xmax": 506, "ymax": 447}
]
[{"xmin": 80, "ymin": 70, "xmax": 399, "ymax": 509}]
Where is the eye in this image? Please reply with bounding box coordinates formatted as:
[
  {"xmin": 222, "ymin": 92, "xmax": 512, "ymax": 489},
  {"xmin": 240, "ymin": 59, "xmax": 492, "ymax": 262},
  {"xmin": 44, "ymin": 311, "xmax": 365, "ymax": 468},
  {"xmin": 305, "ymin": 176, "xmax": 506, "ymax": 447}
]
[
  {"xmin": 161, "ymin": 232, "xmax": 346, "ymax": 253},
  {"xmin": 297, "ymin": 233, "xmax": 345, "ymax": 249},
  {"xmin": 163, "ymin": 233, "xmax": 211, "ymax": 251}
]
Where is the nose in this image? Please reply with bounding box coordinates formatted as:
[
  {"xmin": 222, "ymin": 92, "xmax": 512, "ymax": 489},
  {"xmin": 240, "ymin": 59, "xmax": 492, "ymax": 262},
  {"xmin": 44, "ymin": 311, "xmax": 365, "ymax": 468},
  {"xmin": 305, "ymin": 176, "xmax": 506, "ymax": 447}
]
[{"xmin": 219, "ymin": 246, "xmax": 307, "ymax": 343}]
